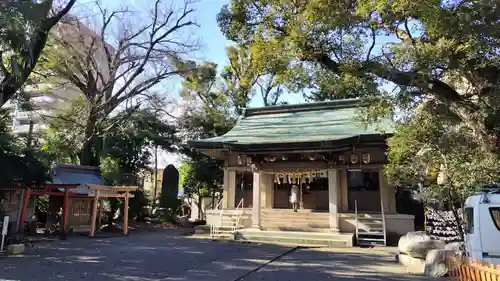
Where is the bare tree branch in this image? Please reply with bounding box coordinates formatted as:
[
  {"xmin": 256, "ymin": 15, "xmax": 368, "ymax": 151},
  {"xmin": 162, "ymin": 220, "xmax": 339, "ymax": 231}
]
[
  {"xmin": 43, "ymin": 0, "xmax": 198, "ymax": 165},
  {"xmin": 0, "ymin": 0, "xmax": 77, "ymax": 106}
]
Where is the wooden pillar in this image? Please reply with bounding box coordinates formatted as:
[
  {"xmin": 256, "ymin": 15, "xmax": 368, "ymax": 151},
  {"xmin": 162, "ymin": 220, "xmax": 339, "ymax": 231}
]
[
  {"xmin": 89, "ymin": 190, "xmax": 100, "ymax": 237},
  {"xmin": 123, "ymin": 192, "xmax": 130, "ymax": 235},
  {"xmin": 62, "ymin": 189, "xmax": 70, "ymax": 233},
  {"xmin": 251, "ymin": 171, "xmax": 261, "ymax": 229},
  {"xmin": 18, "ymin": 188, "xmax": 31, "ymax": 233},
  {"xmin": 328, "ymin": 169, "xmax": 340, "ymax": 233}
]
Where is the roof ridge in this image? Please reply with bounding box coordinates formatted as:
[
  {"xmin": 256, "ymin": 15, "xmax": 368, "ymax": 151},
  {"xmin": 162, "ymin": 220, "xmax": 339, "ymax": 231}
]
[{"xmin": 243, "ymin": 98, "xmax": 362, "ymax": 117}]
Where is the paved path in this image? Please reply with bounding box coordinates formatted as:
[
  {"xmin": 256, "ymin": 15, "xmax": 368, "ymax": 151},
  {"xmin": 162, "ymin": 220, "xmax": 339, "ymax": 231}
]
[
  {"xmin": 239, "ymin": 247, "xmax": 435, "ymax": 281},
  {"xmin": 0, "ymin": 232, "xmax": 436, "ymax": 281}
]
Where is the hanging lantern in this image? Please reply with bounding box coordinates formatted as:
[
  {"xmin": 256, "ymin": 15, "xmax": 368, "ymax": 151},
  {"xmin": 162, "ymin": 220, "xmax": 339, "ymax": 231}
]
[
  {"xmin": 237, "ymin": 155, "xmax": 243, "ymax": 165},
  {"xmin": 339, "ymin": 155, "xmax": 345, "ymax": 164},
  {"xmin": 437, "ymin": 164, "xmax": 448, "ymax": 185},
  {"xmin": 350, "ymin": 154, "xmax": 359, "ymax": 164},
  {"xmin": 362, "ymin": 153, "xmax": 371, "ymax": 164}
]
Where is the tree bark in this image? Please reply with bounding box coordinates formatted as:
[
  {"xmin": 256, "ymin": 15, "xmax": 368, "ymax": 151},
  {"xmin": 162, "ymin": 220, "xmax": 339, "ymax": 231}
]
[
  {"xmin": 311, "ymin": 53, "xmax": 500, "ymax": 153},
  {"xmin": 79, "ymin": 115, "xmax": 100, "ymax": 166}
]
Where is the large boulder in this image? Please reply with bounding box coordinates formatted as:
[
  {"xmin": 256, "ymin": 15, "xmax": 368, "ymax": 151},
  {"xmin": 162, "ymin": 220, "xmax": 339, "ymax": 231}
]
[
  {"xmin": 445, "ymin": 242, "xmax": 463, "ymax": 253},
  {"xmin": 398, "ymin": 231, "xmax": 445, "ymax": 259},
  {"xmin": 398, "ymin": 253, "xmax": 426, "ymax": 274},
  {"xmin": 424, "ymin": 249, "xmax": 455, "ymax": 277}
]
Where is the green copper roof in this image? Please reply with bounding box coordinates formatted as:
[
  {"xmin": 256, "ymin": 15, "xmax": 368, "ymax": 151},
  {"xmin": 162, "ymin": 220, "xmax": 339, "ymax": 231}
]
[{"xmin": 189, "ymin": 99, "xmax": 394, "ymax": 147}]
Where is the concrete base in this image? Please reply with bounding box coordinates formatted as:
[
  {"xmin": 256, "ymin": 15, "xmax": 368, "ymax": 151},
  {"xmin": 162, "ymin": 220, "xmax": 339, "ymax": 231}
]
[
  {"xmin": 398, "ymin": 254, "xmax": 425, "ymax": 274},
  {"xmin": 233, "ymin": 229, "xmax": 354, "ymax": 247},
  {"xmin": 7, "ymin": 244, "xmax": 26, "ymax": 255}
]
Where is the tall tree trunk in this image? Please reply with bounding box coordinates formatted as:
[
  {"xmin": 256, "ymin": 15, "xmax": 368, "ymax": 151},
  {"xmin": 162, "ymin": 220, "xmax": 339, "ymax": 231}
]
[{"xmin": 79, "ymin": 116, "xmax": 100, "ymax": 166}]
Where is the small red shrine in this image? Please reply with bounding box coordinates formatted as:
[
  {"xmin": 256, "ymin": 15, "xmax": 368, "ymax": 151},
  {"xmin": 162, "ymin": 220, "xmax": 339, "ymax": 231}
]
[{"xmin": 18, "ymin": 184, "xmax": 138, "ymax": 236}]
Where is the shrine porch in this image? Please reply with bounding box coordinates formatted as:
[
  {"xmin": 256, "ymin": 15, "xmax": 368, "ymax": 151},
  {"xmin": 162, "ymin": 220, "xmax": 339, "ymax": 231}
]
[{"xmin": 203, "ymin": 208, "xmax": 414, "ymax": 237}]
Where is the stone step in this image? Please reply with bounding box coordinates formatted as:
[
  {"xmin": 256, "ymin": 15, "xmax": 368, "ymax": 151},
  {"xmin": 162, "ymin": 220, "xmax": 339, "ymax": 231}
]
[
  {"xmin": 358, "ymin": 228, "xmax": 384, "ymax": 233},
  {"xmin": 262, "ymin": 212, "xmax": 329, "ymax": 216},
  {"xmin": 261, "ymin": 222, "xmax": 330, "ymax": 228},
  {"xmin": 262, "ymin": 226, "xmax": 332, "ymax": 233},
  {"xmin": 261, "ymin": 213, "xmax": 330, "ymax": 218},
  {"xmin": 357, "ymin": 237, "xmax": 386, "ymax": 246},
  {"xmin": 261, "ymin": 218, "xmax": 330, "ymax": 224},
  {"xmin": 357, "ymin": 231, "xmax": 384, "ymax": 235},
  {"xmin": 234, "ymin": 230, "xmax": 353, "ymax": 247},
  {"xmin": 261, "ymin": 217, "xmax": 330, "ymax": 221}
]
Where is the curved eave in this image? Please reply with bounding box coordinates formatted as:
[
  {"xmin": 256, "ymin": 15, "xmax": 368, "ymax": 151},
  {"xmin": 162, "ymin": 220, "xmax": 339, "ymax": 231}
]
[{"xmin": 187, "ymin": 133, "xmax": 392, "ymax": 154}]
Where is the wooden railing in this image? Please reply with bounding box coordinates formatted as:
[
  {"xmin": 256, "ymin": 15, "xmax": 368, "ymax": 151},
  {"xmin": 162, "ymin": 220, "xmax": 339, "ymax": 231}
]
[{"xmin": 447, "ymin": 256, "xmax": 500, "ymax": 281}]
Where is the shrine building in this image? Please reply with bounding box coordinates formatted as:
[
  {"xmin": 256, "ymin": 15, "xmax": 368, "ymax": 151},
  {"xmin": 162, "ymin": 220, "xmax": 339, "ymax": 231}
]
[{"xmin": 188, "ymin": 99, "xmax": 415, "ymax": 246}]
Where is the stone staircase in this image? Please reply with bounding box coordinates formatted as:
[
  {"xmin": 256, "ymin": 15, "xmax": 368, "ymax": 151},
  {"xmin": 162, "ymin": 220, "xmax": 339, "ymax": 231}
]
[
  {"xmin": 261, "ymin": 209, "xmax": 330, "ymax": 232},
  {"xmin": 234, "ymin": 210, "xmax": 353, "ymax": 247},
  {"xmin": 233, "ymin": 229, "xmax": 353, "ymax": 247}
]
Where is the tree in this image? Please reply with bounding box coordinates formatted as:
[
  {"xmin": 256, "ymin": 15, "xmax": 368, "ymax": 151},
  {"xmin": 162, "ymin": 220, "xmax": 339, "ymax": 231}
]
[
  {"xmin": 179, "ymin": 159, "xmax": 220, "ymax": 219},
  {"xmin": 0, "ymin": 0, "xmax": 76, "ymax": 105},
  {"xmin": 99, "ymin": 108, "xmax": 178, "ymax": 224},
  {"xmin": 218, "ymin": 0, "xmax": 500, "ymax": 153},
  {"xmin": 39, "ymin": 96, "xmax": 89, "ymax": 165},
  {"xmin": 41, "ymin": 0, "xmax": 198, "ymax": 165},
  {"xmin": 0, "ymin": 109, "xmax": 50, "ymax": 210},
  {"xmin": 384, "ymin": 100, "xmax": 500, "ymax": 238},
  {"xmin": 223, "ymin": 46, "xmax": 288, "ymax": 108}
]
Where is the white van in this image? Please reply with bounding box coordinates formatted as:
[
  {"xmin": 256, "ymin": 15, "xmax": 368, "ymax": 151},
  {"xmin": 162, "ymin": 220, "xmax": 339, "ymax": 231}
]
[{"xmin": 463, "ymin": 189, "xmax": 500, "ymax": 265}]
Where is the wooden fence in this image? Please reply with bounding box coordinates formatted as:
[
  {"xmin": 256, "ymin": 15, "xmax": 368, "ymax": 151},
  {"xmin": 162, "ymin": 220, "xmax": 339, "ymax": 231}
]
[{"xmin": 447, "ymin": 256, "xmax": 500, "ymax": 281}]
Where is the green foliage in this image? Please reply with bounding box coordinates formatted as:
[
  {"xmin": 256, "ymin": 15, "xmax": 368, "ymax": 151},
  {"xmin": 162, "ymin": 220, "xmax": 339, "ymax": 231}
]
[
  {"xmin": 97, "ymin": 108, "xmax": 176, "ymax": 224},
  {"xmin": 218, "ymin": 0, "xmax": 500, "ymax": 155},
  {"xmin": 0, "ymin": 0, "xmax": 76, "ymax": 105},
  {"xmin": 0, "ymin": 109, "xmax": 51, "ymax": 188},
  {"xmin": 385, "ymin": 101, "xmax": 500, "ymax": 204},
  {"xmin": 39, "ymin": 96, "xmax": 88, "ymax": 165},
  {"xmin": 35, "ymin": 195, "xmax": 50, "ymax": 213},
  {"xmin": 129, "ymin": 190, "xmax": 150, "ymax": 221},
  {"xmin": 180, "ymin": 160, "xmax": 216, "ymax": 200},
  {"xmin": 35, "ymin": 0, "xmax": 197, "ymax": 165}
]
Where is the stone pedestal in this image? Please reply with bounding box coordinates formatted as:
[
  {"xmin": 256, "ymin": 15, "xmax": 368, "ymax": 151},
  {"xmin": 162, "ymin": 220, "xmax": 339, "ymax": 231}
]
[
  {"xmin": 328, "ymin": 168, "xmax": 340, "ymax": 232},
  {"xmin": 7, "ymin": 244, "xmax": 26, "ymax": 255},
  {"xmin": 251, "ymin": 171, "xmax": 261, "ymax": 229},
  {"xmin": 223, "ymin": 168, "xmax": 236, "ymax": 208}
]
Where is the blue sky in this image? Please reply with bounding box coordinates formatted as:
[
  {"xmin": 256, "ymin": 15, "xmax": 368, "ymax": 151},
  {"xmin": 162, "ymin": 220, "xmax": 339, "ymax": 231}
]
[{"xmin": 88, "ymin": 0, "xmax": 300, "ymax": 107}]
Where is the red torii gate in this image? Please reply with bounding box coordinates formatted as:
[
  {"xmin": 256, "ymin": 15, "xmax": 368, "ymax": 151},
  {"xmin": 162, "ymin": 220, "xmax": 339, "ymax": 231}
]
[
  {"xmin": 19, "ymin": 184, "xmax": 138, "ymax": 236},
  {"xmin": 18, "ymin": 184, "xmax": 89, "ymax": 233},
  {"xmin": 87, "ymin": 184, "xmax": 138, "ymax": 237}
]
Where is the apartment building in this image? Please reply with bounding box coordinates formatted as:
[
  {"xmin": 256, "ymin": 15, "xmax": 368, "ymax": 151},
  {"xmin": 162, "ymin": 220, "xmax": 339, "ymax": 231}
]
[{"xmin": 6, "ymin": 18, "xmax": 111, "ymax": 136}]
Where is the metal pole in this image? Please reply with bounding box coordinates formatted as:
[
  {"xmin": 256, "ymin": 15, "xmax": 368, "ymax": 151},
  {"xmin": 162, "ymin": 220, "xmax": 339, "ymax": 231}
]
[{"xmin": 153, "ymin": 146, "xmax": 158, "ymax": 207}]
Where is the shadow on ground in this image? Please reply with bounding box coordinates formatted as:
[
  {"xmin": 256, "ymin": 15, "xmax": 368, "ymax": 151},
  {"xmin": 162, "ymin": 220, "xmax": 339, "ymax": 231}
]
[
  {"xmin": 0, "ymin": 232, "xmax": 436, "ymax": 281},
  {"xmin": 0, "ymin": 232, "xmax": 291, "ymax": 281},
  {"xmin": 238, "ymin": 248, "xmax": 436, "ymax": 281}
]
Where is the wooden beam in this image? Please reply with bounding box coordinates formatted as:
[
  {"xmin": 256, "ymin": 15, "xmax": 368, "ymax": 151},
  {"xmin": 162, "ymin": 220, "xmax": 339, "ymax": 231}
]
[
  {"xmin": 18, "ymin": 188, "xmax": 31, "ymax": 233},
  {"xmin": 43, "ymin": 184, "xmax": 80, "ymax": 190},
  {"xmin": 123, "ymin": 192, "xmax": 130, "ymax": 235},
  {"xmin": 62, "ymin": 189, "xmax": 70, "ymax": 233},
  {"xmin": 88, "ymin": 192, "xmax": 135, "ymax": 198},
  {"xmin": 89, "ymin": 190, "xmax": 100, "ymax": 237},
  {"xmin": 87, "ymin": 184, "xmax": 138, "ymax": 192}
]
